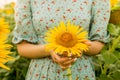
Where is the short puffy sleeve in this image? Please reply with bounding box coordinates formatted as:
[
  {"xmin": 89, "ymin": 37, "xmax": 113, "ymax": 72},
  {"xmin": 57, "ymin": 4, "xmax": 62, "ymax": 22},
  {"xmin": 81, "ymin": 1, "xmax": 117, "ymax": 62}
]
[
  {"xmin": 89, "ymin": 0, "xmax": 111, "ymax": 43},
  {"xmin": 12, "ymin": 0, "xmax": 38, "ymax": 44}
]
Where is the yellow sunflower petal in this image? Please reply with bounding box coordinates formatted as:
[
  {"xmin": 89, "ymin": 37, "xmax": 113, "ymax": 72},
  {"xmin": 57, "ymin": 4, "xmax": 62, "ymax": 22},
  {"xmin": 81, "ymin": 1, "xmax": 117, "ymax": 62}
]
[{"xmin": 0, "ymin": 63, "xmax": 10, "ymax": 70}]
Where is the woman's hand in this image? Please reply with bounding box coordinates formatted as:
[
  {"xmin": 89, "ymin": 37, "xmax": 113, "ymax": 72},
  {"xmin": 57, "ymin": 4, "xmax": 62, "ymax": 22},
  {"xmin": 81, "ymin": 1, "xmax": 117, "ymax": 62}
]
[
  {"xmin": 83, "ymin": 40, "xmax": 105, "ymax": 55},
  {"xmin": 50, "ymin": 51, "xmax": 77, "ymax": 70}
]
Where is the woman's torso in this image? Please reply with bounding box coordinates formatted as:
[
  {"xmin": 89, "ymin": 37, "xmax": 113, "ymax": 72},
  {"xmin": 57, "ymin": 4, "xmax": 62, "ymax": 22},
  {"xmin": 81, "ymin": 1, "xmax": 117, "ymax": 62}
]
[
  {"xmin": 30, "ymin": 0, "xmax": 92, "ymax": 43},
  {"xmin": 26, "ymin": 0, "xmax": 95, "ymax": 80}
]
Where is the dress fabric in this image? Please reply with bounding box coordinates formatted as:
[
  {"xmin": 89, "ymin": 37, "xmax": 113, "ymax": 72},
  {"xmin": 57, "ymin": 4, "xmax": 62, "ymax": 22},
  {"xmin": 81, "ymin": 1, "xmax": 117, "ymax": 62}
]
[{"xmin": 12, "ymin": 0, "xmax": 110, "ymax": 80}]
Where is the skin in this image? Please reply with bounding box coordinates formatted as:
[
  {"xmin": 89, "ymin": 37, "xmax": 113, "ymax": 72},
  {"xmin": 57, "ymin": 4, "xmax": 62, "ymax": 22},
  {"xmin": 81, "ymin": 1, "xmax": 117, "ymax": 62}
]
[{"xmin": 17, "ymin": 40, "xmax": 104, "ymax": 70}]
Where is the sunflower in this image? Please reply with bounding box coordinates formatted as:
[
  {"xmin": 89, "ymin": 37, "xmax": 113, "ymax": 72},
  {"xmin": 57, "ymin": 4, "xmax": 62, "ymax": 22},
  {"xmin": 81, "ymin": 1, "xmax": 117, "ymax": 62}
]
[
  {"xmin": 0, "ymin": 8, "xmax": 3, "ymax": 13},
  {"xmin": 0, "ymin": 18, "xmax": 13, "ymax": 70},
  {"xmin": 0, "ymin": 43, "xmax": 13, "ymax": 70},
  {"xmin": 0, "ymin": 18, "xmax": 10, "ymax": 37},
  {"xmin": 0, "ymin": 37, "xmax": 13, "ymax": 70},
  {"xmin": 4, "ymin": 8, "xmax": 14, "ymax": 15},
  {"xmin": 10, "ymin": 2, "xmax": 15, "ymax": 8},
  {"xmin": 110, "ymin": 0, "xmax": 120, "ymax": 7},
  {"xmin": 45, "ymin": 21, "xmax": 88, "ymax": 57}
]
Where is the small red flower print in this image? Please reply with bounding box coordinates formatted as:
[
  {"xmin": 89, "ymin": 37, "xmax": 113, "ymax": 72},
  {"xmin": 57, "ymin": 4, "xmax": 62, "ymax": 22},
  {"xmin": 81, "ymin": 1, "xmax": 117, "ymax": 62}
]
[
  {"xmin": 92, "ymin": 74, "xmax": 94, "ymax": 77},
  {"xmin": 80, "ymin": 22, "xmax": 83, "ymax": 24},
  {"xmin": 63, "ymin": 15, "xmax": 66, "ymax": 20},
  {"xmin": 18, "ymin": 21, "xmax": 21, "ymax": 25},
  {"xmin": 37, "ymin": 11, "xmax": 40, "ymax": 14},
  {"xmin": 75, "ymin": 76, "xmax": 79, "ymax": 80},
  {"xmin": 84, "ymin": 56, "xmax": 88, "ymax": 60},
  {"xmin": 66, "ymin": 9, "xmax": 71, "ymax": 12},
  {"xmin": 93, "ymin": 20, "xmax": 97, "ymax": 24},
  {"xmin": 34, "ymin": 1, "xmax": 37, "ymax": 5},
  {"xmin": 97, "ymin": 10, "xmax": 101, "ymax": 13},
  {"xmin": 107, "ymin": 10, "xmax": 110, "ymax": 13},
  {"xmin": 39, "ymin": 19, "xmax": 43, "ymax": 22},
  {"xmin": 103, "ymin": 17, "xmax": 107, "ymax": 21},
  {"xmin": 28, "ymin": 1, "xmax": 30, "ymax": 4},
  {"xmin": 47, "ymin": 7, "xmax": 51, "ymax": 11},
  {"xmin": 84, "ymin": 64, "xmax": 88, "ymax": 68},
  {"xmin": 88, "ymin": 11, "xmax": 91, "ymax": 14},
  {"xmin": 42, "ymin": 66, "xmax": 44, "ymax": 68},
  {"xmin": 35, "ymin": 64, "xmax": 38, "ymax": 67},
  {"xmin": 96, "ymin": 29, "xmax": 100, "ymax": 32},
  {"xmin": 83, "ymin": 19, "xmax": 87, "ymax": 22},
  {"xmin": 27, "ymin": 21, "xmax": 31, "ymax": 25},
  {"xmin": 49, "ymin": 19, "xmax": 54, "ymax": 23},
  {"xmin": 41, "ymin": 1, "xmax": 45, "ymax": 4},
  {"xmin": 30, "ymin": 70, "xmax": 32, "ymax": 75},
  {"xmin": 30, "ymin": 37, "xmax": 33, "ymax": 40},
  {"xmin": 23, "ymin": 14, "xmax": 27, "ymax": 18},
  {"xmin": 56, "ymin": 70, "xmax": 60, "ymax": 74},
  {"xmin": 23, "ymin": 5, "xmax": 27, "ymax": 9},
  {"xmin": 42, "ymin": 75, "xmax": 46, "ymax": 78},
  {"xmin": 80, "ymin": 7, "xmax": 83, "ymax": 10},
  {"xmin": 16, "ymin": 13, "xmax": 18, "ymax": 16},
  {"xmin": 92, "ymin": 2, "xmax": 96, "ymax": 5},
  {"xmin": 84, "ymin": 76, "xmax": 88, "ymax": 79},
  {"xmin": 45, "ymin": 26, "xmax": 49, "ymax": 30},
  {"xmin": 51, "ymin": 1, "xmax": 55, "ymax": 4},
  {"xmin": 37, "ymin": 28, "xmax": 40, "ymax": 31},
  {"xmin": 56, "ymin": 9, "xmax": 60, "ymax": 12},
  {"xmin": 72, "ymin": 17, "xmax": 76, "ymax": 21},
  {"xmin": 78, "ymin": 67, "xmax": 82, "ymax": 71},
  {"xmin": 23, "ymin": 31, "xmax": 28, "ymax": 34},
  {"xmin": 36, "ymin": 74, "xmax": 39, "ymax": 77},
  {"xmin": 84, "ymin": 1, "xmax": 88, "ymax": 5},
  {"xmin": 72, "ymin": 0, "xmax": 77, "ymax": 2}
]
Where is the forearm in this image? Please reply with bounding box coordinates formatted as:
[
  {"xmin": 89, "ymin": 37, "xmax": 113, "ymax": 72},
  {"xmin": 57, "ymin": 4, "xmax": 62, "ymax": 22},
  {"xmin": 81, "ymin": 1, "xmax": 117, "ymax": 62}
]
[
  {"xmin": 17, "ymin": 41, "xmax": 50, "ymax": 59},
  {"xmin": 85, "ymin": 41, "xmax": 105, "ymax": 56}
]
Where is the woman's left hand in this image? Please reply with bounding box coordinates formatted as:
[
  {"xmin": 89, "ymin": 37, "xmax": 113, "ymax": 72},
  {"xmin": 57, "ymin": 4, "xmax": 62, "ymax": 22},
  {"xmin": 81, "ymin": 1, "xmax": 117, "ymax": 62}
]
[{"xmin": 50, "ymin": 51, "xmax": 77, "ymax": 70}]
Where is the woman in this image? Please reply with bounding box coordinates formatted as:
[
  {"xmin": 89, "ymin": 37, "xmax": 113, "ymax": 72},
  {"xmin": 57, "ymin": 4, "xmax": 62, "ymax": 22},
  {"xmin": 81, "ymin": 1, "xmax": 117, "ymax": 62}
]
[{"xmin": 12, "ymin": 0, "xmax": 110, "ymax": 80}]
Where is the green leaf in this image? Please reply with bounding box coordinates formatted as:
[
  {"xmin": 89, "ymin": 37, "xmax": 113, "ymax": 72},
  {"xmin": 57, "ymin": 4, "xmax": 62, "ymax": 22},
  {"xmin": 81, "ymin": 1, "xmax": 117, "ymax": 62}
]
[
  {"xmin": 99, "ymin": 74, "xmax": 112, "ymax": 80},
  {"xmin": 108, "ymin": 24, "xmax": 120, "ymax": 36},
  {"xmin": 102, "ymin": 51, "xmax": 118, "ymax": 64},
  {"xmin": 113, "ymin": 51, "xmax": 120, "ymax": 59},
  {"xmin": 111, "ymin": 71, "xmax": 120, "ymax": 80}
]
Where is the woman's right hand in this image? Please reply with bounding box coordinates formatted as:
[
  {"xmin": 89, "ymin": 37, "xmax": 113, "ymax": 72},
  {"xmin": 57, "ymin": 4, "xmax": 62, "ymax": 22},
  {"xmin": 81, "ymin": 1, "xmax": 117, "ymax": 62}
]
[{"xmin": 50, "ymin": 51, "xmax": 77, "ymax": 70}]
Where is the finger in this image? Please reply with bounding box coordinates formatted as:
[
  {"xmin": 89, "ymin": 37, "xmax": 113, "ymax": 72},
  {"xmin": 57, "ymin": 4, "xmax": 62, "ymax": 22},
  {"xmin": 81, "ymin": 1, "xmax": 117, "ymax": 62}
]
[
  {"xmin": 53, "ymin": 55, "xmax": 70, "ymax": 64},
  {"xmin": 50, "ymin": 52, "xmax": 60, "ymax": 62},
  {"xmin": 62, "ymin": 58, "xmax": 77, "ymax": 66},
  {"xmin": 59, "ymin": 64, "xmax": 71, "ymax": 70},
  {"xmin": 57, "ymin": 57, "xmax": 70, "ymax": 64},
  {"xmin": 52, "ymin": 53, "xmax": 61, "ymax": 62}
]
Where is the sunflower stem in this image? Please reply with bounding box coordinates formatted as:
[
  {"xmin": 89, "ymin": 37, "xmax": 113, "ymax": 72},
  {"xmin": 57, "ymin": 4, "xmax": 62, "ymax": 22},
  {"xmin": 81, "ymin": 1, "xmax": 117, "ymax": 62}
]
[{"xmin": 67, "ymin": 68, "xmax": 72, "ymax": 80}]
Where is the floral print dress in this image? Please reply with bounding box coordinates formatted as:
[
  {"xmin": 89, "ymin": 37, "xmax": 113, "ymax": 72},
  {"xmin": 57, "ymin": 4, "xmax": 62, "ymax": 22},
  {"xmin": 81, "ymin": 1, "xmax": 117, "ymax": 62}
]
[{"xmin": 12, "ymin": 0, "xmax": 110, "ymax": 80}]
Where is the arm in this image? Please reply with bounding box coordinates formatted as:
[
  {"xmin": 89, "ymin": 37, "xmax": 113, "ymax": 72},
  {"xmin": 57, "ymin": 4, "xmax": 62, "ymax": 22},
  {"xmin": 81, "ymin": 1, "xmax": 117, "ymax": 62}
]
[
  {"xmin": 17, "ymin": 41, "xmax": 50, "ymax": 58},
  {"xmin": 84, "ymin": 41, "xmax": 104, "ymax": 56},
  {"xmin": 16, "ymin": 40, "xmax": 104, "ymax": 58},
  {"xmin": 13, "ymin": 0, "xmax": 50, "ymax": 58},
  {"xmin": 85, "ymin": 0, "xmax": 111, "ymax": 56},
  {"xmin": 17, "ymin": 41, "xmax": 76, "ymax": 70}
]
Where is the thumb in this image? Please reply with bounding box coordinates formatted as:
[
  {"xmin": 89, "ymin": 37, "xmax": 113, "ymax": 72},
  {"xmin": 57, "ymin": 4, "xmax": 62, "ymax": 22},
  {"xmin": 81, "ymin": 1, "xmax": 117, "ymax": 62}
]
[
  {"xmin": 84, "ymin": 40, "xmax": 92, "ymax": 46},
  {"xmin": 51, "ymin": 52, "xmax": 61, "ymax": 62}
]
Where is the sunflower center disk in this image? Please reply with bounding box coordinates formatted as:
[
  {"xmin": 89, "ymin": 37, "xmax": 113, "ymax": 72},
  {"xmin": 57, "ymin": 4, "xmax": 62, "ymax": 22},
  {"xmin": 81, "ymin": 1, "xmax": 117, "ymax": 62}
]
[
  {"xmin": 61, "ymin": 32, "xmax": 72, "ymax": 42},
  {"xmin": 57, "ymin": 32, "xmax": 77, "ymax": 47}
]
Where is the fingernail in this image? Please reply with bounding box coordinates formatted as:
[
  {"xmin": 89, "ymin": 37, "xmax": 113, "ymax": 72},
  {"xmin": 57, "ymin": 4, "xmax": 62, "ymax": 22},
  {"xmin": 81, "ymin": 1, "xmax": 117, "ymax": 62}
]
[
  {"xmin": 74, "ymin": 58, "xmax": 77, "ymax": 61},
  {"xmin": 69, "ymin": 65, "xmax": 71, "ymax": 68}
]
